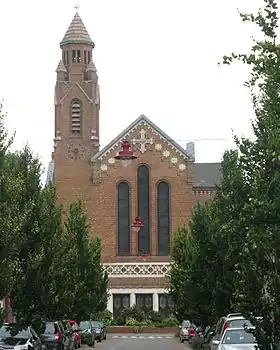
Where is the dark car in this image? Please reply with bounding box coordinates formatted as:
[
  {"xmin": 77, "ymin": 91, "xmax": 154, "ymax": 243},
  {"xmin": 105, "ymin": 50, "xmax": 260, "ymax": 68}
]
[
  {"xmin": 90, "ymin": 322, "xmax": 106, "ymax": 342},
  {"xmin": 79, "ymin": 321, "xmax": 95, "ymax": 347},
  {"xmin": 0, "ymin": 323, "xmax": 43, "ymax": 350},
  {"xmin": 41, "ymin": 321, "xmax": 73, "ymax": 350}
]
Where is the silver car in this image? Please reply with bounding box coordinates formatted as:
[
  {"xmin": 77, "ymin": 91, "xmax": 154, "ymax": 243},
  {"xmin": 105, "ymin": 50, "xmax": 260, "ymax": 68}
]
[
  {"xmin": 179, "ymin": 320, "xmax": 192, "ymax": 342},
  {"xmin": 211, "ymin": 327, "xmax": 257, "ymax": 350}
]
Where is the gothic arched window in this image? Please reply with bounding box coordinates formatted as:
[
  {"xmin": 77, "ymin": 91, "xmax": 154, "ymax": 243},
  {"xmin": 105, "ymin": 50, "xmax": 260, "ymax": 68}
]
[
  {"xmin": 157, "ymin": 181, "xmax": 170, "ymax": 255},
  {"xmin": 71, "ymin": 100, "xmax": 81, "ymax": 135},
  {"xmin": 117, "ymin": 182, "xmax": 131, "ymax": 255},
  {"xmin": 137, "ymin": 165, "xmax": 150, "ymax": 253}
]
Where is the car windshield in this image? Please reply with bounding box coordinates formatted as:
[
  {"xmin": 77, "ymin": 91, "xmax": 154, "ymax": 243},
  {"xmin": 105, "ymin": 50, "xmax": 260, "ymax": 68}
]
[
  {"xmin": 91, "ymin": 322, "xmax": 101, "ymax": 328},
  {"xmin": 182, "ymin": 320, "xmax": 191, "ymax": 328},
  {"xmin": 222, "ymin": 329, "xmax": 256, "ymax": 344},
  {"xmin": 0, "ymin": 325, "xmax": 29, "ymax": 339},
  {"xmin": 44, "ymin": 322, "xmax": 59, "ymax": 334},
  {"xmin": 79, "ymin": 322, "xmax": 89, "ymax": 330},
  {"xmin": 229, "ymin": 319, "xmax": 253, "ymax": 328}
]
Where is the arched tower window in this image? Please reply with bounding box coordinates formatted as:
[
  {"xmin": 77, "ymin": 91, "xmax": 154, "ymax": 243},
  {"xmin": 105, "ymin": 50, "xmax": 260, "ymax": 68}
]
[
  {"xmin": 117, "ymin": 182, "xmax": 131, "ymax": 255},
  {"xmin": 137, "ymin": 165, "xmax": 150, "ymax": 253},
  {"xmin": 71, "ymin": 100, "xmax": 81, "ymax": 135},
  {"xmin": 157, "ymin": 181, "xmax": 170, "ymax": 255}
]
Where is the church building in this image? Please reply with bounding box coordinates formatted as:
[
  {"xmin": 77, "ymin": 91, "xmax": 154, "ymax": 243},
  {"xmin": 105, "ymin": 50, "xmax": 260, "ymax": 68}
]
[{"xmin": 47, "ymin": 12, "xmax": 221, "ymax": 316}]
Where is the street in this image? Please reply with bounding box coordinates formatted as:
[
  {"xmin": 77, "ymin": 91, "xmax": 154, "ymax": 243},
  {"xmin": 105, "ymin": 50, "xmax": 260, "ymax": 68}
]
[{"xmin": 86, "ymin": 334, "xmax": 186, "ymax": 350}]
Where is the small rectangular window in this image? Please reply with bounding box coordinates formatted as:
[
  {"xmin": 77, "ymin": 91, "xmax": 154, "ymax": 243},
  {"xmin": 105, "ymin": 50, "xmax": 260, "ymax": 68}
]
[
  {"xmin": 62, "ymin": 51, "xmax": 66, "ymax": 65},
  {"xmin": 77, "ymin": 50, "xmax": 81, "ymax": 63},
  {"xmin": 66, "ymin": 51, "xmax": 69, "ymax": 65},
  {"xmin": 84, "ymin": 51, "xmax": 87, "ymax": 64},
  {"xmin": 72, "ymin": 50, "xmax": 77, "ymax": 63},
  {"xmin": 88, "ymin": 51, "xmax": 91, "ymax": 63}
]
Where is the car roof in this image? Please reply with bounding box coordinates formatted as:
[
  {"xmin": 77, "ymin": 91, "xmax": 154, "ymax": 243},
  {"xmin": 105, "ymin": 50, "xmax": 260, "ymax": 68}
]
[
  {"xmin": 2, "ymin": 323, "xmax": 29, "ymax": 327},
  {"xmin": 224, "ymin": 327, "xmax": 256, "ymax": 331},
  {"xmin": 226, "ymin": 313, "xmax": 243, "ymax": 318},
  {"xmin": 227, "ymin": 316, "xmax": 247, "ymax": 320}
]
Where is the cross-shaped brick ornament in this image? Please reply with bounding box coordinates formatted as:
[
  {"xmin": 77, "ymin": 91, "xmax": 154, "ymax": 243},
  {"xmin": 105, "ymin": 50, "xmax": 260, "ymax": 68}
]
[{"xmin": 131, "ymin": 129, "xmax": 153, "ymax": 154}]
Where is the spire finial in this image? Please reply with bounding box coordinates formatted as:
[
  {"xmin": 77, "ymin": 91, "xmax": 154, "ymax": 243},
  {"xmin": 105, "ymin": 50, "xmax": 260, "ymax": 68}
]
[{"xmin": 74, "ymin": 4, "xmax": 80, "ymax": 10}]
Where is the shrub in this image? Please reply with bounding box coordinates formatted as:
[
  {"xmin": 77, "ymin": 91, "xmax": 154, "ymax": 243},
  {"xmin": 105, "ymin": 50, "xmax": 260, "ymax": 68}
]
[
  {"xmin": 146, "ymin": 310, "xmax": 163, "ymax": 323},
  {"xmin": 125, "ymin": 317, "xmax": 141, "ymax": 326},
  {"xmin": 162, "ymin": 315, "xmax": 179, "ymax": 326},
  {"xmin": 91, "ymin": 309, "xmax": 113, "ymax": 326},
  {"xmin": 122, "ymin": 305, "xmax": 146, "ymax": 322}
]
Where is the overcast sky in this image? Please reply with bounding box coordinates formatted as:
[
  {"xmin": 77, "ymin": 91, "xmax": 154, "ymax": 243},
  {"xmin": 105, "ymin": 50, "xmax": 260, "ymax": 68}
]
[{"xmin": 0, "ymin": 0, "xmax": 265, "ymax": 174}]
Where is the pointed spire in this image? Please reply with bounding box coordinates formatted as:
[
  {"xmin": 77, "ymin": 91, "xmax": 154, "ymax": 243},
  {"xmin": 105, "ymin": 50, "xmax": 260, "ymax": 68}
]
[
  {"xmin": 56, "ymin": 60, "xmax": 67, "ymax": 73},
  {"xmin": 60, "ymin": 12, "xmax": 94, "ymax": 47},
  {"xmin": 86, "ymin": 60, "xmax": 97, "ymax": 72}
]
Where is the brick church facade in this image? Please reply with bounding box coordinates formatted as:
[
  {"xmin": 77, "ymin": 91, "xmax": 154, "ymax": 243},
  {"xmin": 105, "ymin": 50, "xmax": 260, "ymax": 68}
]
[{"xmin": 46, "ymin": 12, "xmax": 221, "ymax": 316}]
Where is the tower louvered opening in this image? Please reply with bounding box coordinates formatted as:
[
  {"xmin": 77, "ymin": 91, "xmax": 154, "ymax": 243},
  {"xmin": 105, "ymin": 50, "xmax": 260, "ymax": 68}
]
[{"xmin": 71, "ymin": 100, "xmax": 81, "ymax": 135}]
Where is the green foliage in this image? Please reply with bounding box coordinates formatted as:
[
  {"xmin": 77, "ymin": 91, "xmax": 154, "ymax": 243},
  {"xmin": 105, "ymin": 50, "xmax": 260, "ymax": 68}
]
[
  {"xmin": 0, "ymin": 109, "xmax": 108, "ymax": 325},
  {"xmin": 161, "ymin": 315, "xmax": 179, "ymax": 326},
  {"xmin": 91, "ymin": 309, "xmax": 112, "ymax": 326},
  {"xmin": 171, "ymin": 1, "xmax": 280, "ymax": 350},
  {"xmin": 112, "ymin": 306, "xmax": 177, "ymax": 327}
]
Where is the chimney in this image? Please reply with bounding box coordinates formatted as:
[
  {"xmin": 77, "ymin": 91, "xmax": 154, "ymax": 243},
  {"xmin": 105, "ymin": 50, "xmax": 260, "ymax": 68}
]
[{"xmin": 186, "ymin": 142, "xmax": 195, "ymax": 161}]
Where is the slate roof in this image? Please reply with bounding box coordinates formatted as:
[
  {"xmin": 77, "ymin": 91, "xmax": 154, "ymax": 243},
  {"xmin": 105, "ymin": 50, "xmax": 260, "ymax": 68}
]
[
  {"xmin": 60, "ymin": 12, "xmax": 94, "ymax": 47},
  {"xmin": 193, "ymin": 163, "xmax": 221, "ymax": 187},
  {"xmin": 56, "ymin": 60, "xmax": 67, "ymax": 73}
]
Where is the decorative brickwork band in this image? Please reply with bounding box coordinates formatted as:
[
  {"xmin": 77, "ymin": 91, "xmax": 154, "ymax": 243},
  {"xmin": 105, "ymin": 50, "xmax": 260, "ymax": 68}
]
[{"xmin": 103, "ymin": 262, "xmax": 170, "ymax": 278}]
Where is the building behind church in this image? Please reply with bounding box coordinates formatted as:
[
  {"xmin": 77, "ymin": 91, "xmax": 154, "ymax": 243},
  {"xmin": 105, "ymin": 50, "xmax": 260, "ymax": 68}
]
[{"xmin": 47, "ymin": 12, "xmax": 221, "ymax": 316}]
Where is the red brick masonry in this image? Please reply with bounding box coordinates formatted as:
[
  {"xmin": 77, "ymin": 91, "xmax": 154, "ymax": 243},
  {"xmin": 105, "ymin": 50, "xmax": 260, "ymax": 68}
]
[{"xmin": 107, "ymin": 326, "xmax": 177, "ymax": 333}]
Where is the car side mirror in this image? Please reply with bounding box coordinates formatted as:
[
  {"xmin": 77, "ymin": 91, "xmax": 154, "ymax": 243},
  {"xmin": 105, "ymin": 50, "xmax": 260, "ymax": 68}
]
[
  {"xmin": 212, "ymin": 340, "xmax": 220, "ymax": 346},
  {"xmin": 179, "ymin": 325, "xmax": 182, "ymax": 329},
  {"xmin": 196, "ymin": 327, "xmax": 203, "ymax": 333}
]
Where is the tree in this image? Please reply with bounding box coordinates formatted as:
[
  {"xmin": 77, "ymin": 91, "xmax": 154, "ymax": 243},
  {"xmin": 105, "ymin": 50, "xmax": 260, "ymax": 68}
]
[
  {"xmin": 49, "ymin": 201, "xmax": 109, "ymax": 322},
  {"xmin": 170, "ymin": 149, "xmax": 251, "ymax": 328},
  {"xmin": 10, "ymin": 183, "xmax": 64, "ymax": 327},
  {"xmin": 222, "ymin": 1, "xmax": 280, "ymax": 349},
  {"xmin": 0, "ymin": 102, "xmax": 18, "ymax": 298}
]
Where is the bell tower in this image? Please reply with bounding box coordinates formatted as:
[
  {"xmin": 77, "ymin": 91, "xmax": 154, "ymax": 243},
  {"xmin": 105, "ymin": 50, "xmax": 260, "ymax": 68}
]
[{"xmin": 53, "ymin": 12, "xmax": 100, "ymax": 203}]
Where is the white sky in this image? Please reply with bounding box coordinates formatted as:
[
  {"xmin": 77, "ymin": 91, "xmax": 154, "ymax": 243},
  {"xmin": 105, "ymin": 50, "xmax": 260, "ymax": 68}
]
[{"xmin": 0, "ymin": 0, "xmax": 266, "ymax": 175}]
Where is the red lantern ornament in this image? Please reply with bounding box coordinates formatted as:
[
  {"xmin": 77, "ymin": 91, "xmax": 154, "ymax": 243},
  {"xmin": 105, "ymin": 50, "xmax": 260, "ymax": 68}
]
[
  {"xmin": 132, "ymin": 216, "xmax": 144, "ymax": 232},
  {"xmin": 114, "ymin": 140, "xmax": 137, "ymax": 167}
]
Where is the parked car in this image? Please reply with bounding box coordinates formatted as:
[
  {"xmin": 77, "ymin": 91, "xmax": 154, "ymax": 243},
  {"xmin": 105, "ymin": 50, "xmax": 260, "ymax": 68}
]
[
  {"xmin": 179, "ymin": 320, "xmax": 193, "ymax": 343},
  {"xmin": 90, "ymin": 321, "xmax": 106, "ymax": 342},
  {"xmin": 79, "ymin": 321, "xmax": 95, "ymax": 347},
  {"xmin": 41, "ymin": 320, "xmax": 73, "ymax": 350},
  {"xmin": 0, "ymin": 323, "xmax": 43, "ymax": 350},
  {"xmin": 210, "ymin": 313, "xmax": 253, "ymax": 350},
  {"xmin": 211, "ymin": 327, "xmax": 256, "ymax": 350},
  {"xmin": 69, "ymin": 320, "xmax": 81, "ymax": 348}
]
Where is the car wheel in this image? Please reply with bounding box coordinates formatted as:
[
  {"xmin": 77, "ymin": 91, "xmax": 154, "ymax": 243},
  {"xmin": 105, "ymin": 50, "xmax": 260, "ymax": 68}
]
[
  {"xmin": 104, "ymin": 335, "xmax": 106, "ymax": 340},
  {"xmin": 180, "ymin": 338, "xmax": 184, "ymax": 343},
  {"xmin": 78, "ymin": 341, "xmax": 81, "ymax": 348},
  {"xmin": 91, "ymin": 340, "xmax": 95, "ymax": 348}
]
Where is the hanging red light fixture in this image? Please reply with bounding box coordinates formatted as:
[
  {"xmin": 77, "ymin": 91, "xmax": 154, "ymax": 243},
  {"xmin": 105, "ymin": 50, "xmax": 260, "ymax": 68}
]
[
  {"xmin": 114, "ymin": 140, "xmax": 137, "ymax": 167},
  {"xmin": 132, "ymin": 216, "xmax": 144, "ymax": 232}
]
